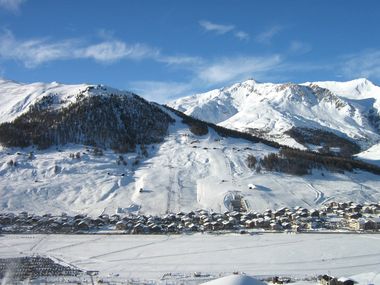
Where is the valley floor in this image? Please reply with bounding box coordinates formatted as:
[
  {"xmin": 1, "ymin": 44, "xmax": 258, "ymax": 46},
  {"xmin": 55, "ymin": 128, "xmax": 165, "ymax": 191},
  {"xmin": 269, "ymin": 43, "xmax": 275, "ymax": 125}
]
[{"xmin": 0, "ymin": 233, "xmax": 379, "ymax": 284}]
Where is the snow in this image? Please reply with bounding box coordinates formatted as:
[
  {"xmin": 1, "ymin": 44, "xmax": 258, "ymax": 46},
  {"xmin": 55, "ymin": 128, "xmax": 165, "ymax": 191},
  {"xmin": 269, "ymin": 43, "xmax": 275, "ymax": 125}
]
[
  {"xmin": 1, "ymin": 112, "xmax": 380, "ymax": 215},
  {"xmin": 168, "ymin": 78, "xmax": 380, "ymax": 149},
  {"xmin": 355, "ymin": 143, "xmax": 380, "ymax": 166},
  {"xmin": 1, "ymin": 233, "xmax": 380, "ymax": 284},
  {"xmin": 0, "ymin": 78, "xmax": 131, "ymax": 124},
  {"xmin": 0, "ymin": 78, "xmax": 89, "ymax": 123},
  {"xmin": 201, "ymin": 275, "xmax": 266, "ymax": 285},
  {"xmin": 0, "ymin": 78, "xmax": 379, "ymax": 216}
]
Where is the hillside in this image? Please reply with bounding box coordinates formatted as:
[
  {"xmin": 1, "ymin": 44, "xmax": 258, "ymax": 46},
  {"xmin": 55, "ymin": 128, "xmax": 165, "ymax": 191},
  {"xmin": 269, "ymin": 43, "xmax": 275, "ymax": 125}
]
[
  {"xmin": 0, "ymin": 79, "xmax": 173, "ymax": 150},
  {"xmin": 0, "ymin": 79, "xmax": 380, "ymax": 216},
  {"xmin": 168, "ymin": 79, "xmax": 380, "ymax": 153}
]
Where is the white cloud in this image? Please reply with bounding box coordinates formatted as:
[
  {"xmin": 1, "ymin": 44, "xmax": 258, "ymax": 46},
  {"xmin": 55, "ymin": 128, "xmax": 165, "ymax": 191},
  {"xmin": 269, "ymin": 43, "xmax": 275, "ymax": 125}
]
[
  {"xmin": 130, "ymin": 80, "xmax": 192, "ymax": 103},
  {"xmin": 80, "ymin": 41, "xmax": 158, "ymax": 62},
  {"xmin": 0, "ymin": 30, "xmax": 77, "ymax": 67},
  {"xmin": 340, "ymin": 50, "xmax": 380, "ymax": 80},
  {"xmin": 157, "ymin": 55, "xmax": 203, "ymax": 66},
  {"xmin": 199, "ymin": 20, "xmax": 250, "ymax": 41},
  {"xmin": 197, "ymin": 55, "xmax": 283, "ymax": 84},
  {"xmin": 256, "ymin": 26, "xmax": 283, "ymax": 44},
  {"xmin": 289, "ymin": 41, "xmax": 312, "ymax": 54},
  {"xmin": 0, "ymin": 30, "xmax": 197, "ymax": 68},
  {"xmin": 234, "ymin": 31, "xmax": 250, "ymax": 40},
  {"xmin": 199, "ymin": 20, "xmax": 235, "ymax": 34},
  {"xmin": 0, "ymin": 0, "xmax": 25, "ymax": 12}
]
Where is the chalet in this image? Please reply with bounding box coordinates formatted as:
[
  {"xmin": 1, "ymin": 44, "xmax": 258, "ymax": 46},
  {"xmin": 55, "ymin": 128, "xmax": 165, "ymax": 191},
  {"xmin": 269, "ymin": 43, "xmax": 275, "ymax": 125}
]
[
  {"xmin": 310, "ymin": 209, "xmax": 320, "ymax": 217},
  {"xmin": 292, "ymin": 224, "xmax": 301, "ymax": 232},
  {"xmin": 245, "ymin": 219, "xmax": 256, "ymax": 228},
  {"xmin": 282, "ymin": 222, "xmax": 291, "ymax": 230},
  {"xmin": 222, "ymin": 220, "xmax": 234, "ymax": 230},
  {"xmin": 0, "ymin": 215, "xmax": 13, "ymax": 225},
  {"xmin": 348, "ymin": 204, "xmax": 361, "ymax": 213},
  {"xmin": 93, "ymin": 218, "xmax": 105, "ymax": 227},
  {"xmin": 202, "ymin": 222, "xmax": 212, "ymax": 231},
  {"xmin": 176, "ymin": 211, "xmax": 186, "ymax": 218},
  {"xmin": 201, "ymin": 217, "xmax": 212, "ymax": 225},
  {"xmin": 270, "ymin": 223, "xmax": 283, "ymax": 231},
  {"xmin": 165, "ymin": 223, "xmax": 175, "ymax": 232},
  {"xmin": 228, "ymin": 216, "xmax": 238, "ymax": 225},
  {"xmin": 198, "ymin": 209, "xmax": 209, "ymax": 216},
  {"xmin": 132, "ymin": 223, "xmax": 146, "ymax": 234},
  {"xmin": 76, "ymin": 221, "xmax": 90, "ymax": 231},
  {"xmin": 115, "ymin": 221, "xmax": 127, "ymax": 230},
  {"xmin": 110, "ymin": 214, "xmax": 120, "ymax": 224},
  {"xmin": 272, "ymin": 208, "xmax": 286, "ymax": 219},
  {"xmin": 211, "ymin": 221, "xmax": 223, "ymax": 231},
  {"xmin": 369, "ymin": 217, "xmax": 380, "ymax": 230},
  {"xmin": 307, "ymin": 220, "xmax": 324, "ymax": 230},
  {"xmin": 338, "ymin": 202, "xmax": 348, "ymax": 210},
  {"xmin": 318, "ymin": 274, "xmax": 338, "ymax": 285},
  {"xmin": 49, "ymin": 222, "xmax": 62, "ymax": 232},
  {"xmin": 187, "ymin": 223, "xmax": 198, "ymax": 232},
  {"xmin": 349, "ymin": 218, "xmax": 378, "ymax": 231},
  {"xmin": 61, "ymin": 222, "xmax": 73, "ymax": 232},
  {"xmin": 149, "ymin": 224, "xmax": 163, "ymax": 233},
  {"xmin": 181, "ymin": 216, "xmax": 191, "ymax": 225},
  {"xmin": 344, "ymin": 212, "xmax": 361, "ymax": 219}
]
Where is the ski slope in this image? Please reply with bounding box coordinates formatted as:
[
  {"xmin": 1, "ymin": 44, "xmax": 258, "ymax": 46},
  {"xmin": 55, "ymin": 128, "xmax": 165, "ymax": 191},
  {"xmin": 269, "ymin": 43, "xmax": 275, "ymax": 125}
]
[{"xmin": 1, "ymin": 111, "xmax": 379, "ymax": 216}]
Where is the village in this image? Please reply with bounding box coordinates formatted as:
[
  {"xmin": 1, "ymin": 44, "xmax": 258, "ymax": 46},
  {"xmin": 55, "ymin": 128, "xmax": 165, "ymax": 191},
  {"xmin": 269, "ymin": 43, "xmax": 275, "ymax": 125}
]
[{"xmin": 1, "ymin": 201, "xmax": 380, "ymax": 235}]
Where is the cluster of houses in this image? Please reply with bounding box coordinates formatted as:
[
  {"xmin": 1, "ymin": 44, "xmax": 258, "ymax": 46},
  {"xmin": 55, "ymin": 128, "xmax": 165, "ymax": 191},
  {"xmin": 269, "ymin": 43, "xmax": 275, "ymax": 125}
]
[
  {"xmin": 0, "ymin": 201, "xmax": 379, "ymax": 234},
  {"xmin": 318, "ymin": 274, "xmax": 356, "ymax": 285}
]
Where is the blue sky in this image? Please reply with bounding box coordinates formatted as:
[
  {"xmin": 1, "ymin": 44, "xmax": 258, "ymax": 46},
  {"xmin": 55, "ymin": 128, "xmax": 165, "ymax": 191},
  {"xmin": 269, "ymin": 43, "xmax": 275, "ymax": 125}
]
[{"xmin": 0, "ymin": 0, "xmax": 380, "ymax": 102}]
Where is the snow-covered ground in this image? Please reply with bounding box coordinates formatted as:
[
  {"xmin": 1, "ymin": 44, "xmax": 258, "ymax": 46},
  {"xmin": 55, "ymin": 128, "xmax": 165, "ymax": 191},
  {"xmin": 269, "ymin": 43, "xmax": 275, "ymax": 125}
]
[
  {"xmin": 1, "ymin": 114, "xmax": 380, "ymax": 215},
  {"xmin": 1, "ymin": 233, "xmax": 380, "ymax": 284},
  {"xmin": 356, "ymin": 143, "xmax": 380, "ymax": 166}
]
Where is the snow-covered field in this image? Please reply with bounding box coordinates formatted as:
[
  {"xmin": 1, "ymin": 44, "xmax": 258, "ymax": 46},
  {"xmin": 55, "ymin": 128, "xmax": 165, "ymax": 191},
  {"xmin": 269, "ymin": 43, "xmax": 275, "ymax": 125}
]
[
  {"xmin": 1, "ymin": 233, "xmax": 380, "ymax": 284},
  {"xmin": 1, "ymin": 116, "xmax": 380, "ymax": 215}
]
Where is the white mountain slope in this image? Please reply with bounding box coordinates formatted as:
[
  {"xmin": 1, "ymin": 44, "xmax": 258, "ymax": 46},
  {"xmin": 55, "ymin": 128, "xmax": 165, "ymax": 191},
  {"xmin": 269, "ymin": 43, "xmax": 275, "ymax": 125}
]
[
  {"xmin": 0, "ymin": 78, "xmax": 379, "ymax": 216},
  {"xmin": 0, "ymin": 78, "xmax": 128, "ymax": 124},
  {"xmin": 168, "ymin": 78, "xmax": 380, "ymax": 150}
]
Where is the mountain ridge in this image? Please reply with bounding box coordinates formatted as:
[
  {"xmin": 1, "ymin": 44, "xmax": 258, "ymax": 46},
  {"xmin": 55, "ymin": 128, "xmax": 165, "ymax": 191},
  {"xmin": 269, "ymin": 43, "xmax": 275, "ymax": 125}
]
[{"xmin": 168, "ymin": 78, "xmax": 380, "ymax": 152}]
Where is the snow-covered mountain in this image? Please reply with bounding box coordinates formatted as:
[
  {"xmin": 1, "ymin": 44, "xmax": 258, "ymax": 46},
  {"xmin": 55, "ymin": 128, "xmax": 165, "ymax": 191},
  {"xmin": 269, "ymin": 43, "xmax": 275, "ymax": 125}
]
[
  {"xmin": 0, "ymin": 78, "xmax": 380, "ymax": 216},
  {"xmin": 0, "ymin": 78, "xmax": 173, "ymax": 149},
  {"xmin": 168, "ymin": 78, "xmax": 380, "ymax": 152}
]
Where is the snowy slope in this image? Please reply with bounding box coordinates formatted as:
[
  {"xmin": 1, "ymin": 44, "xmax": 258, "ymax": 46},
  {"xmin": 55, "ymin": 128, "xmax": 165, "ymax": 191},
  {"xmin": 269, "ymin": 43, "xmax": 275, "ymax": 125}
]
[
  {"xmin": 1, "ymin": 109, "xmax": 379, "ymax": 216},
  {"xmin": 0, "ymin": 78, "xmax": 128, "ymax": 124},
  {"xmin": 355, "ymin": 143, "xmax": 380, "ymax": 166},
  {"xmin": 169, "ymin": 79, "xmax": 380, "ymax": 150}
]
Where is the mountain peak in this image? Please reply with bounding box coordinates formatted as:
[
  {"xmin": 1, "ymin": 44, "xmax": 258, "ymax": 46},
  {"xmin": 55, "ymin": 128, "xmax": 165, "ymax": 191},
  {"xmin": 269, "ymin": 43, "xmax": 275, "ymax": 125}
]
[{"xmin": 243, "ymin": 78, "xmax": 259, "ymax": 85}]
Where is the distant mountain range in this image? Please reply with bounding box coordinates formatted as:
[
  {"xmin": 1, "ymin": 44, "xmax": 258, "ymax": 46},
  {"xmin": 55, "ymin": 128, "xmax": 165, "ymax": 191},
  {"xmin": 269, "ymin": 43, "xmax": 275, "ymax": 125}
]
[{"xmin": 169, "ymin": 78, "xmax": 380, "ymax": 155}]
